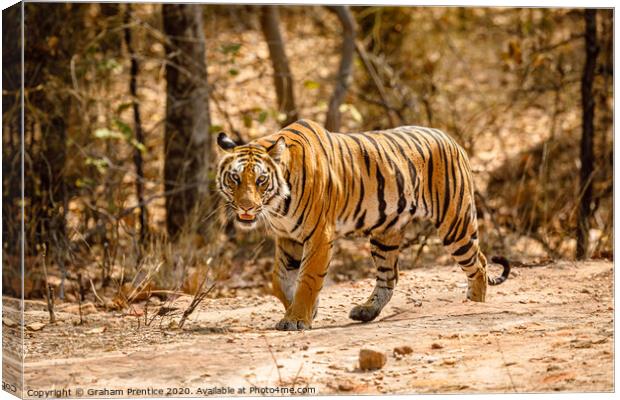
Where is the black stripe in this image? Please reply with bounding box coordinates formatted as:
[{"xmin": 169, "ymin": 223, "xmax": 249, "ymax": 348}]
[
  {"xmin": 292, "ymin": 195, "xmax": 311, "ymax": 233},
  {"xmin": 339, "ymin": 143, "xmax": 357, "ymax": 221},
  {"xmin": 458, "ymin": 251, "xmax": 477, "ymax": 267},
  {"xmin": 282, "ymin": 127, "xmax": 312, "ymax": 146},
  {"xmin": 443, "ymin": 173, "xmax": 465, "ymax": 243},
  {"xmin": 453, "ymin": 241, "xmax": 474, "ymax": 257},
  {"xmin": 370, "ymin": 251, "xmax": 386, "ymax": 260},
  {"xmin": 370, "ymin": 239, "xmax": 399, "ymax": 252},
  {"xmin": 355, "ymin": 210, "xmax": 367, "ymax": 230},
  {"xmin": 440, "ymin": 144, "xmax": 451, "ymax": 225},
  {"xmin": 395, "ymin": 166, "xmax": 406, "ymax": 214},
  {"xmin": 453, "ymin": 204, "xmax": 472, "ymax": 244},
  {"xmin": 288, "ymin": 138, "xmax": 307, "ymax": 217},
  {"xmin": 361, "ymin": 133, "xmax": 385, "ymax": 164},
  {"xmin": 426, "ymin": 150, "xmax": 436, "ymax": 222},
  {"xmin": 352, "ymin": 177, "xmax": 365, "ymax": 220},
  {"xmin": 296, "ymin": 120, "xmax": 330, "ymax": 161},
  {"xmin": 368, "ymin": 165, "xmax": 387, "ymax": 231},
  {"xmin": 282, "ymin": 175, "xmax": 292, "ymax": 215},
  {"xmin": 349, "ymin": 135, "xmax": 371, "ymax": 175},
  {"xmin": 281, "ymin": 249, "xmax": 301, "ymax": 270},
  {"xmin": 384, "ymin": 215, "xmax": 400, "ymax": 230},
  {"xmin": 304, "ymin": 203, "xmax": 324, "ymax": 243}
]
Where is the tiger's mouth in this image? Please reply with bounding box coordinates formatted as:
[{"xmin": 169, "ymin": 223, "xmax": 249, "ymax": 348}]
[
  {"xmin": 235, "ymin": 213, "xmax": 258, "ymax": 229},
  {"xmin": 237, "ymin": 213, "xmax": 256, "ymax": 222}
]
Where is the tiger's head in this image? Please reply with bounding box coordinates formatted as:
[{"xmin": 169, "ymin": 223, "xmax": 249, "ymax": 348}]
[{"xmin": 216, "ymin": 132, "xmax": 290, "ymax": 230}]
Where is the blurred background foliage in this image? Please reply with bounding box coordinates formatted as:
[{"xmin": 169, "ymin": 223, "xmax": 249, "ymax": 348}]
[{"xmin": 2, "ymin": 4, "xmax": 613, "ymax": 305}]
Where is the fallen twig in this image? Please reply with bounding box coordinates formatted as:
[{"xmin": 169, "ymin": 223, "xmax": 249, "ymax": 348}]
[
  {"xmin": 177, "ymin": 257, "xmax": 215, "ymax": 329},
  {"xmin": 89, "ymin": 279, "xmax": 106, "ymax": 307},
  {"xmin": 264, "ymin": 336, "xmax": 283, "ymax": 386}
]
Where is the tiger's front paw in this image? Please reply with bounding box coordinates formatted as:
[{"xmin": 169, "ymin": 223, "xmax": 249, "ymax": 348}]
[{"xmin": 275, "ymin": 317, "xmax": 311, "ymax": 331}]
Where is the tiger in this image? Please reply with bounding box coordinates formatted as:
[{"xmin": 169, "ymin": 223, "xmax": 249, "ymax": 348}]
[{"xmin": 216, "ymin": 119, "xmax": 510, "ymax": 331}]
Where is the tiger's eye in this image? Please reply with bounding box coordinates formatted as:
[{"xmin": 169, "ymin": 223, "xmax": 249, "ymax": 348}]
[{"xmin": 256, "ymin": 175, "xmax": 268, "ymax": 185}]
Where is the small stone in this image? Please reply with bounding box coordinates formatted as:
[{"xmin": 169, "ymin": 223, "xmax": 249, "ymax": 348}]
[
  {"xmin": 26, "ymin": 322, "xmax": 45, "ymax": 331},
  {"xmin": 359, "ymin": 349, "xmax": 387, "ymax": 371},
  {"xmin": 431, "ymin": 342, "xmax": 443, "ymax": 349},
  {"xmin": 168, "ymin": 320, "xmax": 179, "ymax": 330},
  {"xmin": 148, "ymin": 297, "xmax": 162, "ymax": 306},
  {"xmin": 442, "ymin": 358, "xmax": 457, "ymax": 366},
  {"xmin": 393, "ymin": 346, "xmax": 413, "ymax": 356},
  {"xmin": 3, "ymin": 318, "xmax": 17, "ymax": 328},
  {"xmin": 337, "ymin": 382, "xmax": 354, "ymax": 392},
  {"xmin": 85, "ymin": 326, "xmax": 106, "ymax": 334}
]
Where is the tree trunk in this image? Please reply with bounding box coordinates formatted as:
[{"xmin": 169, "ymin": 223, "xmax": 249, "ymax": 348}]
[
  {"xmin": 259, "ymin": 6, "xmax": 298, "ymax": 127},
  {"xmin": 23, "ymin": 3, "xmax": 83, "ymax": 253},
  {"xmin": 576, "ymin": 9, "xmax": 598, "ymax": 260},
  {"xmin": 325, "ymin": 6, "xmax": 356, "ymax": 132},
  {"xmin": 2, "ymin": 4, "xmax": 23, "ymax": 259},
  {"xmin": 162, "ymin": 4, "xmax": 211, "ymax": 239},
  {"xmin": 123, "ymin": 5, "xmax": 148, "ymax": 244},
  {"xmin": 2, "ymin": 4, "xmax": 24, "ymax": 299}
]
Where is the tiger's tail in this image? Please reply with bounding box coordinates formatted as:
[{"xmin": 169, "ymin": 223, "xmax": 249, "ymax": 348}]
[{"xmin": 488, "ymin": 256, "xmax": 511, "ymax": 286}]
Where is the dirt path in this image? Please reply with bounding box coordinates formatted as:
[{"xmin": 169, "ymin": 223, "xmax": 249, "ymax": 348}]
[{"xmin": 4, "ymin": 260, "xmax": 613, "ymax": 396}]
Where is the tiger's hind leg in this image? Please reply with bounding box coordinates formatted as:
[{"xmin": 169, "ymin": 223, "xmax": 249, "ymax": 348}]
[
  {"xmin": 350, "ymin": 231, "xmax": 403, "ymax": 322},
  {"xmin": 439, "ymin": 216, "xmax": 487, "ymax": 302}
]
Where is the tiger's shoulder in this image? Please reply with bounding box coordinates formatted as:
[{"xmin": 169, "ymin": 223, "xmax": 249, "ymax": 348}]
[{"xmin": 253, "ymin": 119, "xmax": 325, "ymax": 144}]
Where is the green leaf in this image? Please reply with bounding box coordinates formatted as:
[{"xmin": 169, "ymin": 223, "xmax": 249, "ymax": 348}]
[
  {"xmin": 220, "ymin": 43, "xmax": 241, "ymax": 55},
  {"xmin": 228, "ymin": 68, "xmax": 239, "ymax": 76},
  {"xmin": 98, "ymin": 58, "xmax": 121, "ymax": 72},
  {"xmin": 339, "ymin": 104, "xmax": 363, "ymax": 123},
  {"xmin": 348, "ymin": 104, "xmax": 363, "ymax": 123},
  {"xmin": 130, "ymin": 139, "xmax": 147, "ymax": 154},
  {"xmin": 258, "ymin": 111, "xmax": 268, "ymax": 124},
  {"xmin": 303, "ymin": 80, "xmax": 320, "ymax": 90},
  {"xmin": 113, "ymin": 119, "xmax": 132, "ymax": 137},
  {"xmin": 242, "ymin": 114, "xmax": 253, "ymax": 128},
  {"xmin": 209, "ymin": 125, "xmax": 224, "ymax": 134},
  {"xmin": 85, "ymin": 157, "xmax": 109, "ymax": 174},
  {"xmin": 116, "ymin": 102, "xmax": 133, "ymax": 114},
  {"xmin": 76, "ymin": 177, "xmax": 95, "ymax": 188},
  {"xmin": 93, "ymin": 128, "xmax": 124, "ymax": 140}
]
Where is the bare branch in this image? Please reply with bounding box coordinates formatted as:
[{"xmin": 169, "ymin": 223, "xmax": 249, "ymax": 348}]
[
  {"xmin": 260, "ymin": 6, "xmax": 298, "ymax": 127},
  {"xmin": 325, "ymin": 6, "xmax": 356, "ymax": 131}
]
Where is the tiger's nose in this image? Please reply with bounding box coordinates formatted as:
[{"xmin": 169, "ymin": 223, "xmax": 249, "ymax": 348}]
[{"xmin": 238, "ymin": 199, "xmax": 256, "ymax": 212}]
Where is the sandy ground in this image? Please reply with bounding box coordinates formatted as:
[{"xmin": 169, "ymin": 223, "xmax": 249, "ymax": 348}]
[{"xmin": 3, "ymin": 260, "xmax": 613, "ymax": 397}]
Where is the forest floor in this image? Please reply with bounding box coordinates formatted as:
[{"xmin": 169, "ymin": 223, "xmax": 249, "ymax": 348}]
[{"xmin": 3, "ymin": 259, "xmax": 613, "ymax": 397}]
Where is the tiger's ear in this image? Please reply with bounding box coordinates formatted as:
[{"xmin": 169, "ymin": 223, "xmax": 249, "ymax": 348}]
[
  {"xmin": 267, "ymin": 137, "xmax": 286, "ymax": 163},
  {"xmin": 217, "ymin": 132, "xmax": 237, "ymax": 152}
]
